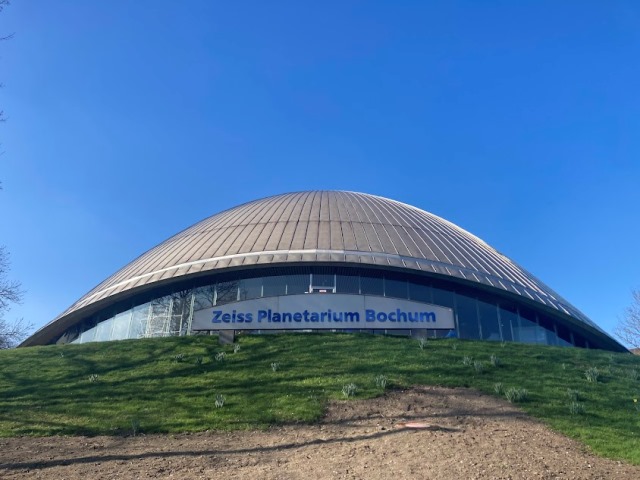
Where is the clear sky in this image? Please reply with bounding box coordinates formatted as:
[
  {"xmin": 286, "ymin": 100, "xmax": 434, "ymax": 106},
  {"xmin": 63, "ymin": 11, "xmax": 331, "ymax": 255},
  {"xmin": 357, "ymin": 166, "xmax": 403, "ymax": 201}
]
[{"xmin": 1, "ymin": 1, "xmax": 639, "ymax": 343}]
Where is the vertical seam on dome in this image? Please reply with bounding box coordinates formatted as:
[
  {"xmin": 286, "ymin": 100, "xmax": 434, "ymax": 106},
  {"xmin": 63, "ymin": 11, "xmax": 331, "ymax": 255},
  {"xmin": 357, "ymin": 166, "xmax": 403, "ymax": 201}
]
[{"xmin": 342, "ymin": 191, "xmax": 373, "ymax": 253}]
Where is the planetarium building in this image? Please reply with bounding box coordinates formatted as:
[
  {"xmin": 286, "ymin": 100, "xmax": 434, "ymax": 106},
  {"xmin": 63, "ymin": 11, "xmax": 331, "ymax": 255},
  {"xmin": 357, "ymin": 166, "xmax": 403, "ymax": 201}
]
[{"xmin": 22, "ymin": 191, "xmax": 626, "ymax": 351}]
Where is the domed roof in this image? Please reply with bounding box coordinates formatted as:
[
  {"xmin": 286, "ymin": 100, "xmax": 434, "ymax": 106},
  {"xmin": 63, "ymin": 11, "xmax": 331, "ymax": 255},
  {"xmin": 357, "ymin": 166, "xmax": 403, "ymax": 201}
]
[{"xmin": 52, "ymin": 190, "xmax": 595, "ymax": 328}]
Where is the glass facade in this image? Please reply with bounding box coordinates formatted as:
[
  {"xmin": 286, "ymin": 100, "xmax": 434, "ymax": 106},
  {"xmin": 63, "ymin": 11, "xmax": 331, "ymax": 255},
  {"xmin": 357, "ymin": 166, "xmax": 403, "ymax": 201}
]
[{"xmin": 62, "ymin": 266, "xmax": 594, "ymax": 349}]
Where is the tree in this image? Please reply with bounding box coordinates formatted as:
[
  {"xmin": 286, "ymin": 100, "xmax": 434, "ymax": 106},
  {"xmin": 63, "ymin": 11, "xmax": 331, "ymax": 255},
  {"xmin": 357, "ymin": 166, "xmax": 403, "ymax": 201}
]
[
  {"xmin": 0, "ymin": 244, "xmax": 29, "ymax": 348},
  {"xmin": 0, "ymin": 2, "xmax": 28, "ymax": 347},
  {"xmin": 616, "ymin": 289, "xmax": 640, "ymax": 351}
]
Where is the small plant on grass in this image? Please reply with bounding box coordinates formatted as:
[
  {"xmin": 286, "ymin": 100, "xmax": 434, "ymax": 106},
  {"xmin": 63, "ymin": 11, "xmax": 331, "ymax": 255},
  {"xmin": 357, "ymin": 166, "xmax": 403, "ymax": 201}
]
[
  {"xmin": 569, "ymin": 401, "xmax": 585, "ymax": 415},
  {"xmin": 451, "ymin": 343, "xmax": 458, "ymax": 351},
  {"xmin": 418, "ymin": 337, "xmax": 428, "ymax": 350},
  {"xmin": 271, "ymin": 362, "xmax": 280, "ymax": 372},
  {"xmin": 194, "ymin": 356, "xmax": 203, "ymax": 366},
  {"xmin": 585, "ymin": 367, "xmax": 600, "ymax": 383},
  {"xmin": 627, "ymin": 369, "xmax": 638, "ymax": 381},
  {"xmin": 130, "ymin": 418, "xmax": 141, "ymax": 436},
  {"xmin": 374, "ymin": 374, "xmax": 388, "ymax": 389},
  {"xmin": 342, "ymin": 383, "xmax": 358, "ymax": 398},
  {"xmin": 493, "ymin": 382, "xmax": 504, "ymax": 395},
  {"xmin": 490, "ymin": 354, "xmax": 501, "ymax": 367},
  {"xmin": 88, "ymin": 374, "xmax": 99, "ymax": 383},
  {"xmin": 505, "ymin": 387, "xmax": 528, "ymax": 403},
  {"xmin": 462, "ymin": 355, "xmax": 473, "ymax": 366},
  {"xmin": 214, "ymin": 394, "xmax": 225, "ymax": 408},
  {"xmin": 233, "ymin": 343, "xmax": 241, "ymax": 354},
  {"xmin": 473, "ymin": 361, "xmax": 485, "ymax": 374},
  {"xmin": 215, "ymin": 352, "xmax": 226, "ymax": 362},
  {"xmin": 174, "ymin": 353, "xmax": 185, "ymax": 363},
  {"xmin": 567, "ymin": 389, "xmax": 582, "ymax": 402}
]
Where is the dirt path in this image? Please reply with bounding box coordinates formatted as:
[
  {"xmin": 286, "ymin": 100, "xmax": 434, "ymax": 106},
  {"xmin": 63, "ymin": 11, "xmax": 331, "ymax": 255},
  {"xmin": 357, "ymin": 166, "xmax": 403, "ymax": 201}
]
[{"xmin": 1, "ymin": 386, "xmax": 638, "ymax": 479}]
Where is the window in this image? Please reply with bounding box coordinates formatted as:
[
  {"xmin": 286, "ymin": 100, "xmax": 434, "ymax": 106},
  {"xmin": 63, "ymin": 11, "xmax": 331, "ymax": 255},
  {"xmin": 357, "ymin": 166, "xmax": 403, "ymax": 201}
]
[
  {"xmin": 130, "ymin": 303, "xmax": 150, "ymax": 338},
  {"xmin": 111, "ymin": 311, "xmax": 132, "ymax": 340},
  {"xmin": 239, "ymin": 278, "xmax": 262, "ymax": 300},
  {"xmin": 409, "ymin": 282, "xmax": 432, "ymax": 303},
  {"xmin": 498, "ymin": 303, "xmax": 517, "ymax": 342},
  {"xmin": 285, "ymin": 274, "xmax": 309, "ymax": 295},
  {"xmin": 263, "ymin": 276, "xmax": 287, "ymax": 297},
  {"xmin": 216, "ymin": 281, "xmax": 239, "ymax": 305},
  {"xmin": 336, "ymin": 274, "xmax": 359, "ymax": 294},
  {"xmin": 360, "ymin": 276, "xmax": 383, "ymax": 295},
  {"xmin": 385, "ymin": 278, "xmax": 408, "ymax": 299},
  {"xmin": 478, "ymin": 300, "xmax": 500, "ymax": 341},
  {"xmin": 455, "ymin": 294, "xmax": 480, "ymax": 339}
]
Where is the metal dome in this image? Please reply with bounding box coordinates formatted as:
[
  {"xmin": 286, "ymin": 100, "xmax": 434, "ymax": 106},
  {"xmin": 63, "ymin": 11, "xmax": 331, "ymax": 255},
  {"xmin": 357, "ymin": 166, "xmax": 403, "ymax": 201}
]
[{"xmin": 25, "ymin": 190, "xmax": 614, "ymax": 347}]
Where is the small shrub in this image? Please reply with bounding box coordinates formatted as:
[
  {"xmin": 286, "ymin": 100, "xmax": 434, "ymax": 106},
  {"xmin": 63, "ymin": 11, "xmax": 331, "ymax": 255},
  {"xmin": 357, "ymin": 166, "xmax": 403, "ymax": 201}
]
[
  {"xmin": 462, "ymin": 356, "xmax": 473, "ymax": 366},
  {"xmin": 88, "ymin": 374, "xmax": 99, "ymax": 383},
  {"xmin": 493, "ymin": 382, "xmax": 504, "ymax": 395},
  {"xmin": 490, "ymin": 354, "xmax": 501, "ymax": 367},
  {"xmin": 473, "ymin": 361, "xmax": 485, "ymax": 374},
  {"xmin": 418, "ymin": 338, "xmax": 428, "ymax": 350},
  {"xmin": 270, "ymin": 362, "xmax": 280, "ymax": 372},
  {"xmin": 505, "ymin": 387, "xmax": 528, "ymax": 403},
  {"xmin": 130, "ymin": 418, "xmax": 141, "ymax": 436},
  {"xmin": 195, "ymin": 356, "xmax": 203, "ymax": 366},
  {"xmin": 215, "ymin": 352, "xmax": 226, "ymax": 362},
  {"xmin": 342, "ymin": 383, "xmax": 358, "ymax": 398},
  {"xmin": 174, "ymin": 353, "xmax": 185, "ymax": 363},
  {"xmin": 374, "ymin": 374, "xmax": 388, "ymax": 389},
  {"xmin": 585, "ymin": 367, "xmax": 600, "ymax": 383},
  {"xmin": 233, "ymin": 344, "xmax": 241, "ymax": 354},
  {"xmin": 569, "ymin": 401, "xmax": 585, "ymax": 415},
  {"xmin": 451, "ymin": 343, "xmax": 458, "ymax": 351},
  {"xmin": 567, "ymin": 389, "xmax": 582, "ymax": 402},
  {"xmin": 214, "ymin": 394, "xmax": 225, "ymax": 408}
]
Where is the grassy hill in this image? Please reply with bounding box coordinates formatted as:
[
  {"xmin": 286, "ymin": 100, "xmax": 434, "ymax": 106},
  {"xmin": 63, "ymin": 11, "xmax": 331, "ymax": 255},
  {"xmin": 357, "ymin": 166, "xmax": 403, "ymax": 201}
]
[{"xmin": 1, "ymin": 334, "xmax": 639, "ymax": 463}]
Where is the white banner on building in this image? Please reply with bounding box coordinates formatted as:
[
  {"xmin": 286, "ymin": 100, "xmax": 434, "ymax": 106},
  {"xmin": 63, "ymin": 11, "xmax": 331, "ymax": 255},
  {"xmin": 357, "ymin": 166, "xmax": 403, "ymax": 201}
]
[{"xmin": 191, "ymin": 294, "xmax": 455, "ymax": 331}]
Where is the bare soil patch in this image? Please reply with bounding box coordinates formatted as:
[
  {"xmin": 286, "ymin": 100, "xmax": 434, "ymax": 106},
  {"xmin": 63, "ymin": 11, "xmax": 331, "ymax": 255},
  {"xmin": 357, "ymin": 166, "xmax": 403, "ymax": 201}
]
[{"xmin": 1, "ymin": 386, "xmax": 638, "ymax": 479}]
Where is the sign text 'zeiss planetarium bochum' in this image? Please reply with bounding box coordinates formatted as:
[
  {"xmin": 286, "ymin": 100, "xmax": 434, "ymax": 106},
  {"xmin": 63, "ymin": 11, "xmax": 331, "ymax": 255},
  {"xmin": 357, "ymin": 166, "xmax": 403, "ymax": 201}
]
[{"xmin": 191, "ymin": 294, "xmax": 454, "ymax": 331}]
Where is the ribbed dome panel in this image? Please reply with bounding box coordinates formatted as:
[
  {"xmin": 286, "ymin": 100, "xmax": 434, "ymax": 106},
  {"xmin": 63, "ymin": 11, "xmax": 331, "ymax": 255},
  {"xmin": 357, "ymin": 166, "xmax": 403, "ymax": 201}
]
[{"xmin": 52, "ymin": 191, "xmax": 597, "ymax": 330}]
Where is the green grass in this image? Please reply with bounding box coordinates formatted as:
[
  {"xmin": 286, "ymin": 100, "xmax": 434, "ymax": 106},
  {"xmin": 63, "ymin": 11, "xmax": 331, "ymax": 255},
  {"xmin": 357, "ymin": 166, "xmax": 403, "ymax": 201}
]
[{"xmin": 1, "ymin": 334, "xmax": 639, "ymax": 463}]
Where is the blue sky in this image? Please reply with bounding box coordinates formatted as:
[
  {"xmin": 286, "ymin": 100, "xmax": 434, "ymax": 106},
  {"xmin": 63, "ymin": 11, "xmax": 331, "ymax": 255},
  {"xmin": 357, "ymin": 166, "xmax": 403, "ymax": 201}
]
[{"xmin": 1, "ymin": 1, "xmax": 639, "ymax": 342}]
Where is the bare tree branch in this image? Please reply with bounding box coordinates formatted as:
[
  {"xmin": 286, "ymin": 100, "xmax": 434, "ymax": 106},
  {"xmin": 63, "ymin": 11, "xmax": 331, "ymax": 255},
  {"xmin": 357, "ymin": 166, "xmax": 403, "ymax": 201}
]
[
  {"xmin": 615, "ymin": 289, "xmax": 640, "ymax": 350},
  {"xmin": 0, "ymin": 245, "xmax": 30, "ymax": 348}
]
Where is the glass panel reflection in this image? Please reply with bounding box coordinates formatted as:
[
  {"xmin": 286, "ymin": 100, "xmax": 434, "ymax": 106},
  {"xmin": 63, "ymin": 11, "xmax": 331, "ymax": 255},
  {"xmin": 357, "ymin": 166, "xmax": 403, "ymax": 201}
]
[
  {"xmin": 336, "ymin": 274, "xmax": 359, "ymax": 294},
  {"xmin": 130, "ymin": 303, "xmax": 150, "ymax": 339},
  {"xmin": 111, "ymin": 311, "xmax": 132, "ymax": 340},
  {"xmin": 409, "ymin": 283, "xmax": 431, "ymax": 303},
  {"xmin": 239, "ymin": 278, "xmax": 262, "ymax": 300},
  {"xmin": 216, "ymin": 281, "xmax": 239, "ymax": 305},
  {"xmin": 360, "ymin": 276, "xmax": 383, "ymax": 295},
  {"xmin": 285, "ymin": 274, "xmax": 309, "ymax": 294},
  {"xmin": 385, "ymin": 278, "xmax": 408, "ymax": 299},
  {"xmin": 455, "ymin": 294, "xmax": 480, "ymax": 339},
  {"xmin": 478, "ymin": 300, "xmax": 500, "ymax": 341},
  {"xmin": 95, "ymin": 317, "xmax": 114, "ymax": 342},
  {"xmin": 263, "ymin": 276, "xmax": 287, "ymax": 297}
]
